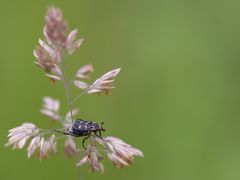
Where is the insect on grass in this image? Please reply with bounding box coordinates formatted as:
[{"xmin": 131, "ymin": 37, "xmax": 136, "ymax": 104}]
[{"xmin": 5, "ymin": 5, "xmax": 143, "ymax": 179}]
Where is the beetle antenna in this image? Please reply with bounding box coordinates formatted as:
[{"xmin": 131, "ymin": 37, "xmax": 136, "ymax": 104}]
[{"xmin": 101, "ymin": 122, "xmax": 106, "ymax": 131}]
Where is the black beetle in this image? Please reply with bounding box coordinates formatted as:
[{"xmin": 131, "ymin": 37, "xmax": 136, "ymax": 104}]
[{"xmin": 54, "ymin": 119, "xmax": 105, "ymax": 149}]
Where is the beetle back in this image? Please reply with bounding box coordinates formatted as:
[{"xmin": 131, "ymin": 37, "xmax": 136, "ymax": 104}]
[{"xmin": 67, "ymin": 119, "xmax": 101, "ymax": 137}]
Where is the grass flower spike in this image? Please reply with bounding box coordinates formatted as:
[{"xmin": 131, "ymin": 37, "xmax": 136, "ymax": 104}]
[
  {"xmin": 39, "ymin": 134, "xmax": 57, "ymax": 160},
  {"xmin": 88, "ymin": 68, "xmax": 121, "ymax": 95},
  {"xmin": 5, "ymin": 6, "xmax": 143, "ymax": 179},
  {"xmin": 97, "ymin": 136, "xmax": 144, "ymax": 168},
  {"xmin": 5, "ymin": 123, "xmax": 39, "ymax": 149},
  {"xmin": 77, "ymin": 141, "xmax": 104, "ymax": 173},
  {"xmin": 41, "ymin": 96, "xmax": 60, "ymax": 120},
  {"xmin": 27, "ymin": 136, "xmax": 41, "ymax": 158},
  {"xmin": 44, "ymin": 6, "xmax": 68, "ymax": 49},
  {"xmin": 64, "ymin": 136, "xmax": 77, "ymax": 158}
]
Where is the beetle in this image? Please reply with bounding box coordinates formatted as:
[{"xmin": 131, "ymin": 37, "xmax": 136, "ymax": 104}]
[{"xmin": 54, "ymin": 119, "xmax": 105, "ymax": 149}]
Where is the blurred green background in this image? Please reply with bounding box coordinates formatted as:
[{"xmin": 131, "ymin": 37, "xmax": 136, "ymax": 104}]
[{"xmin": 1, "ymin": 0, "xmax": 240, "ymax": 179}]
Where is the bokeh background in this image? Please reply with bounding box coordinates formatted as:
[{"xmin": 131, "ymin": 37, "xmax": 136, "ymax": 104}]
[{"xmin": 1, "ymin": 0, "xmax": 240, "ymax": 179}]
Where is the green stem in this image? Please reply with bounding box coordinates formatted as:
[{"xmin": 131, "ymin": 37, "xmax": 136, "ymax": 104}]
[
  {"xmin": 59, "ymin": 51, "xmax": 74, "ymax": 122},
  {"xmin": 63, "ymin": 80, "xmax": 74, "ymax": 122},
  {"xmin": 72, "ymin": 89, "xmax": 88, "ymax": 104},
  {"xmin": 54, "ymin": 48, "xmax": 83, "ymax": 180}
]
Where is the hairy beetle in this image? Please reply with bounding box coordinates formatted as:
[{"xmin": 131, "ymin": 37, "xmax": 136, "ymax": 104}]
[{"xmin": 54, "ymin": 119, "xmax": 105, "ymax": 149}]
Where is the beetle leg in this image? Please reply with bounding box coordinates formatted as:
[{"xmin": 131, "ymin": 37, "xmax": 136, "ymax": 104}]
[
  {"xmin": 94, "ymin": 131, "xmax": 105, "ymax": 141},
  {"xmin": 82, "ymin": 135, "xmax": 90, "ymax": 150}
]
